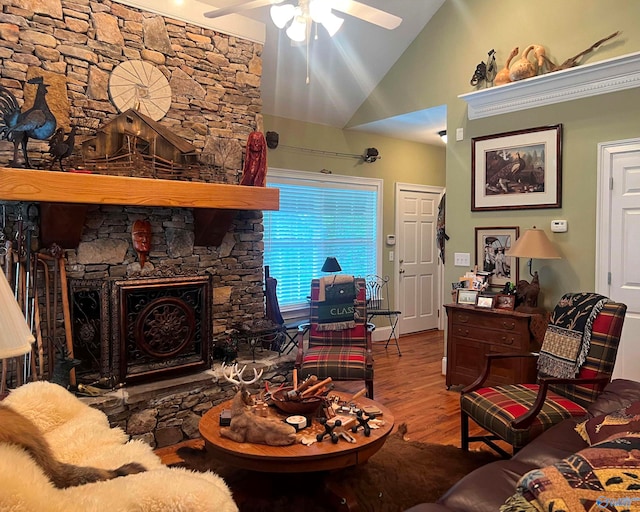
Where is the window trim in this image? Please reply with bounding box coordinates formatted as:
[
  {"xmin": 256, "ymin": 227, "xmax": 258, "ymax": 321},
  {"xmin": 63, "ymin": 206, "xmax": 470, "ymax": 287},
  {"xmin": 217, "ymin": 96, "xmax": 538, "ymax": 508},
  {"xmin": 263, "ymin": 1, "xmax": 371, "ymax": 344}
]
[{"xmin": 265, "ymin": 167, "xmax": 384, "ymax": 315}]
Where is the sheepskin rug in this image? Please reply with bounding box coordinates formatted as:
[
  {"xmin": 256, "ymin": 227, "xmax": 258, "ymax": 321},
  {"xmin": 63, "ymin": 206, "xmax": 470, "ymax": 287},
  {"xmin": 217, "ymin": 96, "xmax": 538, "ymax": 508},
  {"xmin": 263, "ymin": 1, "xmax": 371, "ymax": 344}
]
[{"xmin": 0, "ymin": 381, "xmax": 238, "ymax": 512}]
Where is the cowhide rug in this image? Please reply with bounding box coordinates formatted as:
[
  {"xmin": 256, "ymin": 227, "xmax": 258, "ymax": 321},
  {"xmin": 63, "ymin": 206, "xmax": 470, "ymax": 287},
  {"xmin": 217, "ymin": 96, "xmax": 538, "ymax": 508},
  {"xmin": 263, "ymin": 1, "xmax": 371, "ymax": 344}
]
[{"xmin": 172, "ymin": 424, "xmax": 498, "ymax": 512}]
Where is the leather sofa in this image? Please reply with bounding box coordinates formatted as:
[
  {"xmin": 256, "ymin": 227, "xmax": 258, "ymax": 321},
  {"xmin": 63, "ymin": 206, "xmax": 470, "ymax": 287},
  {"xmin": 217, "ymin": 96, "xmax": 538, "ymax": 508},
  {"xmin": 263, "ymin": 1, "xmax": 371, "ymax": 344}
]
[{"xmin": 405, "ymin": 379, "xmax": 640, "ymax": 512}]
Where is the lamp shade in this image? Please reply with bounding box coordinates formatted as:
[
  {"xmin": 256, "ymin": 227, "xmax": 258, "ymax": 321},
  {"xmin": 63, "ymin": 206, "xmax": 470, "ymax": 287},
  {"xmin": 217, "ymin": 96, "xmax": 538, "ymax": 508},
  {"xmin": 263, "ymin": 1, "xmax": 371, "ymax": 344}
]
[
  {"xmin": 286, "ymin": 14, "xmax": 307, "ymax": 42},
  {"xmin": 0, "ymin": 271, "xmax": 34, "ymax": 359},
  {"xmin": 506, "ymin": 228, "xmax": 561, "ymax": 260},
  {"xmin": 320, "ymin": 12, "xmax": 343, "ymax": 37},
  {"xmin": 321, "ymin": 257, "xmax": 342, "ymax": 273},
  {"xmin": 270, "ymin": 3, "xmax": 295, "ymax": 29}
]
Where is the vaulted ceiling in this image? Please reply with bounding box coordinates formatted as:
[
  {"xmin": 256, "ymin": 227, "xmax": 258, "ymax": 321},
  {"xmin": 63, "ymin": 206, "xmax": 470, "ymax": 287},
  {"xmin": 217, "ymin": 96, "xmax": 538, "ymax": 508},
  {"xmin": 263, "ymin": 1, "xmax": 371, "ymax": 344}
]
[{"xmin": 115, "ymin": 1, "xmax": 447, "ymax": 145}]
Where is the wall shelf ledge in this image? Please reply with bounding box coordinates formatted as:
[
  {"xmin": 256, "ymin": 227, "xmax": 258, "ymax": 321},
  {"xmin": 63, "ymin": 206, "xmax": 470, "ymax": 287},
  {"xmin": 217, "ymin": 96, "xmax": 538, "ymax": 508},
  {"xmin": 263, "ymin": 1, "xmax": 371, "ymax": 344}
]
[{"xmin": 459, "ymin": 51, "xmax": 640, "ymax": 119}]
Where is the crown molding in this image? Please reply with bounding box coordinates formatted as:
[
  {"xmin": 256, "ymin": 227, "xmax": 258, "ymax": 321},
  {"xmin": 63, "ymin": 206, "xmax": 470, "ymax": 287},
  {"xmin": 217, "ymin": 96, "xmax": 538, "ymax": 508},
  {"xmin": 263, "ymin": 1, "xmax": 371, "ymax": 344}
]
[
  {"xmin": 111, "ymin": 0, "xmax": 266, "ymax": 43},
  {"xmin": 459, "ymin": 51, "xmax": 640, "ymax": 119}
]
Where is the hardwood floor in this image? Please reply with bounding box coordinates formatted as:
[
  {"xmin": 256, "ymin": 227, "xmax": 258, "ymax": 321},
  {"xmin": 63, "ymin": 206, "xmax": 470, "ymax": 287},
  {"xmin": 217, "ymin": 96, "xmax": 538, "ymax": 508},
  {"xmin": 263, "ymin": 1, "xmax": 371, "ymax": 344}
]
[
  {"xmin": 157, "ymin": 329, "xmax": 503, "ymax": 464},
  {"xmin": 331, "ymin": 329, "xmax": 468, "ymax": 446}
]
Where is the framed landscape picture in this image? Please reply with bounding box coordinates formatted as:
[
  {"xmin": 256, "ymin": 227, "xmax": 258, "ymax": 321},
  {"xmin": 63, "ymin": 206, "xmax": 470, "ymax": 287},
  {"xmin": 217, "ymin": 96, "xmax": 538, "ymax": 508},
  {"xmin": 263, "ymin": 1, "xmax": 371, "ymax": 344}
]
[
  {"xmin": 475, "ymin": 226, "xmax": 519, "ymax": 289},
  {"xmin": 457, "ymin": 289, "xmax": 479, "ymax": 305},
  {"xmin": 471, "ymin": 124, "xmax": 562, "ymax": 211}
]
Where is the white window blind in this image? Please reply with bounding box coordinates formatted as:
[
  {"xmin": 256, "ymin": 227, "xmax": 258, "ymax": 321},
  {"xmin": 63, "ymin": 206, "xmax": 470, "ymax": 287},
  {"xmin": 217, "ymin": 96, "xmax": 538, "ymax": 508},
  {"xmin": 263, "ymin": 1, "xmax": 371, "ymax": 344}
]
[{"xmin": 264, "ymin": 169, "xmax": 382, "ymax": 310}]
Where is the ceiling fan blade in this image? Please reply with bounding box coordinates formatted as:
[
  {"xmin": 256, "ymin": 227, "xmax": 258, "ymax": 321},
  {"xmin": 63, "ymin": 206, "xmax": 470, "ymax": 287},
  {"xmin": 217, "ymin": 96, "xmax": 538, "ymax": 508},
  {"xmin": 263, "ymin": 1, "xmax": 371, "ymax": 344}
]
[
  {"xmin": 331, "ymin": 0, "xmax": 402, "ymax": 30},
  {"xmin": 203, "ymin": 0, "xmax": 281, "ymax": 19}
]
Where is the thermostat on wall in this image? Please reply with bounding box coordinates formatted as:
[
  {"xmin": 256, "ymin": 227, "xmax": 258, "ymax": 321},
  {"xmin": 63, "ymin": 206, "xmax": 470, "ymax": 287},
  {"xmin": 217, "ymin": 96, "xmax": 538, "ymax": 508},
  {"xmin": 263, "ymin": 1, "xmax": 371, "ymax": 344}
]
[
  {"xmin": 386, "ymin": 234, "xmax": 396, "ymax": 246},
  {"xmin": 551, "ymin": 220, "xmax": 567, "ymax": 233}
]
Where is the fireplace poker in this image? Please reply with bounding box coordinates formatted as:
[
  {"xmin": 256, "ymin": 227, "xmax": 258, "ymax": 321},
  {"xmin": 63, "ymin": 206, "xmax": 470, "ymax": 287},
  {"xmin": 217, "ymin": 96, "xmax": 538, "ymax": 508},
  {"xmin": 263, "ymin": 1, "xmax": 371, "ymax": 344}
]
[
  {"xmin": 58, "ymin": 253, "xmax": 76, "ymax": 386},
  {"xmin": 37, "ymin": 256, "xmax": 52, "ymax": 376},
  {"xmin": 13, "ymin": 209, "xmax": 23, "ymax": 300},
  {"xmin": 22, "ymin": 228, "xmax": 34, "ymax": 383}
]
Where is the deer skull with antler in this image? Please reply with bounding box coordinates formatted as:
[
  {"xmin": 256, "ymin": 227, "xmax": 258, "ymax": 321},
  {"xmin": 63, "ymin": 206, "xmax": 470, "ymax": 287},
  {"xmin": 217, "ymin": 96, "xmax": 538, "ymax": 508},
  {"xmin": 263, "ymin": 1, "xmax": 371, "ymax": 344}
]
[{"xmin": 221, "ymin": 363, "xmax": 264, "ymax": 385}]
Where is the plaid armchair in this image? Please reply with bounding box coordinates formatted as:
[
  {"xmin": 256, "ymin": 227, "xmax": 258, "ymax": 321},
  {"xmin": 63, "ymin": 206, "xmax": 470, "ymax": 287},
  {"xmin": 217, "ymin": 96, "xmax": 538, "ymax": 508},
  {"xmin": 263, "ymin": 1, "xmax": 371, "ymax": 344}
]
[
  {"xmin": 295, "ymin": 277, "xmax": 374, "ymax": 398},
  {"xmin": 460, "ymin": 299, "xmax": 626, "ymax": 457}
]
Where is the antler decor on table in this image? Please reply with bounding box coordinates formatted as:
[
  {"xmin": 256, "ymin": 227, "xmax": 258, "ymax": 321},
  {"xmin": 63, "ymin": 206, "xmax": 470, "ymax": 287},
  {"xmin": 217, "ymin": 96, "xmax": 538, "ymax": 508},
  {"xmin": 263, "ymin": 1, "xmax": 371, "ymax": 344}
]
[{"xmin": 220, "ymin": 363, "xmax": 264, "ymax": 385}]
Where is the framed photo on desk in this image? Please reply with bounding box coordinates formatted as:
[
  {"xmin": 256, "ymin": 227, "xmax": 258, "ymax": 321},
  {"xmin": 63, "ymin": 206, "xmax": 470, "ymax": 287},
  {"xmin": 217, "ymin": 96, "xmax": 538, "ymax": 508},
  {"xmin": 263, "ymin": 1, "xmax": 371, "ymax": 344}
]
[{"xmin": 457, "ymin": 289, "xmax": 478, "ymax": 305}]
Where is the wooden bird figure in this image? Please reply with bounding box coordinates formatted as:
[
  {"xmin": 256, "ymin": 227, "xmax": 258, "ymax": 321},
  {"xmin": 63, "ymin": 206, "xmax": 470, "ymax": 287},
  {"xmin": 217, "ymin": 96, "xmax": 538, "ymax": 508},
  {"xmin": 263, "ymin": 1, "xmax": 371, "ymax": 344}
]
[{"xmin": 48, "ymin": 126, "xmax": 76, "ymax": 171}]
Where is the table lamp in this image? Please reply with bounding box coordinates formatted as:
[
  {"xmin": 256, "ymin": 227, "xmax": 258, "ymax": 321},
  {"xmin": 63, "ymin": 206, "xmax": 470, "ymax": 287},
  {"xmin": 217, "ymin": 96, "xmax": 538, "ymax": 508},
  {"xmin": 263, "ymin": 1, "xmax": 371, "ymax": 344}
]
[
  {"xmin": 0, "ymin": 270, "xmax": 35, "ymax": 395},
  {"xmin": 506, "ymin": 227, "xmax": 561, "ymax": 310},
  {"xmin": 0, "ymin": 270, "xmax": 34, "ymax": 359},
  {"xmin": 321, "ymin": 257, "xmax": 341, "ymax": 273}
]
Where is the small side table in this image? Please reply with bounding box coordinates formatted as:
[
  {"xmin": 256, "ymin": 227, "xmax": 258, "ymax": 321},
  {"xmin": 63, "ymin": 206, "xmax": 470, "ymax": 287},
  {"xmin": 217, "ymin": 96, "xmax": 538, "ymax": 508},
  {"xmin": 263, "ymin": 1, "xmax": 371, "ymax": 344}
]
[{"xmin": 233, "ymin": 323, "xmax": 284, "ymax": 362}]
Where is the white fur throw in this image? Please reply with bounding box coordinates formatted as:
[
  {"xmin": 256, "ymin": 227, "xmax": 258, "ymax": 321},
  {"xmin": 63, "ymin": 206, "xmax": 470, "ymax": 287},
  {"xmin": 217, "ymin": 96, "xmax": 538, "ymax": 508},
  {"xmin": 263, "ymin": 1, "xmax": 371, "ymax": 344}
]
[{"xmin": 1, "ymin": 381, "xmax": 238, "ymax": 512}]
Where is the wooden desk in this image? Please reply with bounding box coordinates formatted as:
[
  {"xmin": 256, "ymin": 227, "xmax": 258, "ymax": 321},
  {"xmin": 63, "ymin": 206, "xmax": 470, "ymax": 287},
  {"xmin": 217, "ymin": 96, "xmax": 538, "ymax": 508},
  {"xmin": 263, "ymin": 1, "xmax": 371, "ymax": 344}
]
[
  {"xmin": 199, "ymin": 391, "xmax": 394, "ymax": 473},
  {"xmin": 444, "ymin": 303, "xmax": 547, "ymax": 388}
]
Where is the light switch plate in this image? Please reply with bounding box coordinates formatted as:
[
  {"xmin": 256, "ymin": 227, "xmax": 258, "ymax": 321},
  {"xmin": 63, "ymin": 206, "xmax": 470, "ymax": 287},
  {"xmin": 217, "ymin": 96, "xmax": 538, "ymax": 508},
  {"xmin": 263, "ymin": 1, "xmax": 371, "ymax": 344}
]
[{"xmin": 454, "ymin": 252, "xmax": 470, "ymax": 267}]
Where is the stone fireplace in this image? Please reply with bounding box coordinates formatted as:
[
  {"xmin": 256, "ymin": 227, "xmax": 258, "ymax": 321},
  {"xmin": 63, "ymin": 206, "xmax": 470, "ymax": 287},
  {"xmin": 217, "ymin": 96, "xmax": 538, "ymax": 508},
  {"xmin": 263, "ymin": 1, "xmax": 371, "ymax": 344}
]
[{"xmin": 0, "ymin": 1, "xmax": 293, "ymax": 447}]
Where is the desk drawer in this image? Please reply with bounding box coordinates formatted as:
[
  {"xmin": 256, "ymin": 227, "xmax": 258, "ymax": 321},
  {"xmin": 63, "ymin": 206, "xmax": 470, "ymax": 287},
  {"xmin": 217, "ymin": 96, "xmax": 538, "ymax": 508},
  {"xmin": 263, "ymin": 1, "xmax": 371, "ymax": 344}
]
[
  {"xmin": 450, "ymin": 325, "xmax": 526, "ymax": 348},
  {"xmin": 451, "ymin": 311, "xmax": 527, "ymax": 332}
]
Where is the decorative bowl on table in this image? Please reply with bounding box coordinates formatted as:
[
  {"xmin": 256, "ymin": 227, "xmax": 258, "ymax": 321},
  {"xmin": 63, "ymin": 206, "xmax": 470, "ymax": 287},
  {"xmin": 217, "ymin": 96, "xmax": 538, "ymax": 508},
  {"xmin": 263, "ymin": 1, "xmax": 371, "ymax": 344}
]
[{"xmin": 271, "ymin": 387, "xmax": 323, "ymax": 416}]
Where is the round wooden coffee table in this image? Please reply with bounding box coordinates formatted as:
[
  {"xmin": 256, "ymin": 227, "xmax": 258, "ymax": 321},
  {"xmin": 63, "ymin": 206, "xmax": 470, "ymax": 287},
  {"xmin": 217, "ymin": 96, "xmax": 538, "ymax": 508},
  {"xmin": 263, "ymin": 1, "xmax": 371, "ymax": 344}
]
[{"xmin": 199, "ymin": 391, "xmax": 394, "ymax": 474}]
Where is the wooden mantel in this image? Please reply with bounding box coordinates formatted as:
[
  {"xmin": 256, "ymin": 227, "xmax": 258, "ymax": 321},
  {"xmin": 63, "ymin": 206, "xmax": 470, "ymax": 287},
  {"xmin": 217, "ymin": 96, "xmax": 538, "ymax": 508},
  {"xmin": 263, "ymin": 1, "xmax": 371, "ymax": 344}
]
[
  {"xmin": 0, "ymin": 167, "xmax": 279, "ymax": 209},
  {"xmin": 0, "ymin": 167, "xmax": 280, "ymax": 247}
]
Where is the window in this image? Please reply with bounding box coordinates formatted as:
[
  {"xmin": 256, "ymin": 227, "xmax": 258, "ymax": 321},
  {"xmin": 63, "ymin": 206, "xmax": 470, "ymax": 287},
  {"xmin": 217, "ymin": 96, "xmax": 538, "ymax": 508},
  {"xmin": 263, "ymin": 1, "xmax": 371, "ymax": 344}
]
[{"xmin": 264, "ymin": 169, "xmax": 382, "ymax": 311}]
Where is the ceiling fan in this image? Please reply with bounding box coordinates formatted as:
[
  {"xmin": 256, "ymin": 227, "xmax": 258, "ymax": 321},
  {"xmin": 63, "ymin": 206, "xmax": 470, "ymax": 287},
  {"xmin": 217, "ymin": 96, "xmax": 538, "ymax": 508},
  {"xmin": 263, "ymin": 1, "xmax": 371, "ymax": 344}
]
[{"xmin": 203, "ymin": 0, "xmax": 402, "ymax": 36}]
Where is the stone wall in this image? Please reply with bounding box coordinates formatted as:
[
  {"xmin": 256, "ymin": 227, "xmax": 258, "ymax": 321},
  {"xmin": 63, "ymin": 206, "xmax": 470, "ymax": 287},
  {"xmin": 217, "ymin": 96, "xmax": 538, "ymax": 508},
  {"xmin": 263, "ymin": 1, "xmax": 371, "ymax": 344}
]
[{"xmin": 0, "ymin": 0, "xmax": 263, "ymax": 167}]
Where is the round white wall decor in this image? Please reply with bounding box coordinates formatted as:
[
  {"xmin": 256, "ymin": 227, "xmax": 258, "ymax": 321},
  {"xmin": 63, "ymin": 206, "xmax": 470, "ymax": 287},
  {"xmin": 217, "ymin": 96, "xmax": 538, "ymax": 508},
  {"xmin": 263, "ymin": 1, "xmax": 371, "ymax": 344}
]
[{"xmin": 109, "ymin": 60, "xmax": 171, "ymax": 121}]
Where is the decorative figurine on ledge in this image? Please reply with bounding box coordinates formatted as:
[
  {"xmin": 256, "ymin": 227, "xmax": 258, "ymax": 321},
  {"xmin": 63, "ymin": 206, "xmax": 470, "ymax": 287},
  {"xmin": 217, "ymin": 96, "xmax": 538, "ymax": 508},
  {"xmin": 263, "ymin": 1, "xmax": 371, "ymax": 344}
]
[
  {"xmin": 0, "ymin": 76, "xmax": 57, "ymax": 168},
  {"xmin": 131, "ymin": 219, "xmax": 152, "ymax": 268},
  {"xmin": 240, "ymin": 131, "xmax": 267, "ymax": 187},
  {"xmin": 48, "ymin": 126, "xmax": 76, "ymax": 171},
  {"xmin": 470, "ymin": 49, "xmax": 497, "ymax": 88}
]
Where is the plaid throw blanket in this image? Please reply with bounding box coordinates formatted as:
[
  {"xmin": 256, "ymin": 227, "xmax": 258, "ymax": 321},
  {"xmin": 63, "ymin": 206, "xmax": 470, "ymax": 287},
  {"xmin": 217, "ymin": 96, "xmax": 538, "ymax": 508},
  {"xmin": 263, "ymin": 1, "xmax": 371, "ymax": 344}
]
[{"xmin": 537, "ymin": 292, "xmax": 609, "ymax": 378}]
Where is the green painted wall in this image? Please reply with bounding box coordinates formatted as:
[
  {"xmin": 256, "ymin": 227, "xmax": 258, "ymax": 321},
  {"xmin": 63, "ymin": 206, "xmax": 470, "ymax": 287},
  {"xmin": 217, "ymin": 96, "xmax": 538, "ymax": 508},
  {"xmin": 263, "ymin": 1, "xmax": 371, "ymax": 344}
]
[
  {"xmin": 349, "ymin": 0, "xmax": 640, "ymax": 310},
  {"xmin": 263, "ymin": 114, "xmax": 446, "ymax": 293}
]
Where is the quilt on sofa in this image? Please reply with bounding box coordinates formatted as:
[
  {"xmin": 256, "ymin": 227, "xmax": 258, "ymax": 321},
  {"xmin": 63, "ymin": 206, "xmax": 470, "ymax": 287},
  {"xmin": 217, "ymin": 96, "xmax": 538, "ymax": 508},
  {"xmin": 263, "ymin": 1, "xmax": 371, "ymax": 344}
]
[
  {"xmin": 0, "ymin": 381, "xmax": 238, "ymax": 512},
  {"xmin": 501, "ymin": 435, "xmax": 640, "ymax": 512}
]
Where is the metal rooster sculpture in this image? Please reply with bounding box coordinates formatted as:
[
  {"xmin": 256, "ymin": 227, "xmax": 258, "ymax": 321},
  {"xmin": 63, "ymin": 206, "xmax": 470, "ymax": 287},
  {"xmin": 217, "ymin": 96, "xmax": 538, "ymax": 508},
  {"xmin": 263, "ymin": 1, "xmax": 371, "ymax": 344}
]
[
  {"xmin": 48, "ymin": 126, "xmax": 76, "ymax": 171},
  {"xmin": 0, "ymin": 76, "xmax": 57, "ymax": 168}
]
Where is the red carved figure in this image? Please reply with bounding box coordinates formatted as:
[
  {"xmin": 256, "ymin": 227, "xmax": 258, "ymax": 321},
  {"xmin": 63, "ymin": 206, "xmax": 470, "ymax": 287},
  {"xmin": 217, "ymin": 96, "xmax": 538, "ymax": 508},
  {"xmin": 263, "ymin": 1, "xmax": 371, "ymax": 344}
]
[
  {"xmin": 132, "ymin": 219, "xmax": 152, "ymax": 268},
  {"xmin": 240, "ymin": 131, "xmax": 267, "ymax": 187}
]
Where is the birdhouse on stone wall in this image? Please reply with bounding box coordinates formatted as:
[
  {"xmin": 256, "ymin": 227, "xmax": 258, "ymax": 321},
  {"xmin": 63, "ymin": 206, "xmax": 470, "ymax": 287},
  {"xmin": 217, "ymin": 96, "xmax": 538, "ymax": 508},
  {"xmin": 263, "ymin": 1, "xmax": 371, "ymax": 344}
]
[{"xmin": 79, "ymin": 109, "xmax": 200, "ymax": 178}]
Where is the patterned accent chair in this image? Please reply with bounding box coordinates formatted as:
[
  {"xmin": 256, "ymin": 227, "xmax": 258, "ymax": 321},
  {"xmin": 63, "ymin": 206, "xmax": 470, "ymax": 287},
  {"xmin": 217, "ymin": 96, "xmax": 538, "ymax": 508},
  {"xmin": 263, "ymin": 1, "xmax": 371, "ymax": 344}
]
[
  {"xmin": 460, "ymin": 300, "xmax": 626, "ymax": 457},
  {"xmin": 295, "ymin": 277, "xmax": 374, "ymax": 398}
]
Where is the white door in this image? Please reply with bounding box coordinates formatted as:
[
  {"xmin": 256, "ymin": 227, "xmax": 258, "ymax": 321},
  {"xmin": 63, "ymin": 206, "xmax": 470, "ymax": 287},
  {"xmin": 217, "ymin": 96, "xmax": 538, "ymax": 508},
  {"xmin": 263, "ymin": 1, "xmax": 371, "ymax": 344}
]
[
  {"xmin": 596, "ymin": 139, "xmax": 640, "ymax": 381},
  {"xmin": 395, "ymin": 183, "xmax": 443, "ymax": 334}
]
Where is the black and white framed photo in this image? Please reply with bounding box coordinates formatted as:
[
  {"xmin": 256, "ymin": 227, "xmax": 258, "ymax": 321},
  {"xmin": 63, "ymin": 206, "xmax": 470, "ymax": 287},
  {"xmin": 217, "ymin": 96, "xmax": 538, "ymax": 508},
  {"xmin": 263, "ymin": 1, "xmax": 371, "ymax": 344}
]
[
  {"xmin": 475, "ymin": 226, "xmax": 519, "ymax": 289},
  {"xmin": 472, "ymin": 124, "xmax": 562, "ymax": 211}
]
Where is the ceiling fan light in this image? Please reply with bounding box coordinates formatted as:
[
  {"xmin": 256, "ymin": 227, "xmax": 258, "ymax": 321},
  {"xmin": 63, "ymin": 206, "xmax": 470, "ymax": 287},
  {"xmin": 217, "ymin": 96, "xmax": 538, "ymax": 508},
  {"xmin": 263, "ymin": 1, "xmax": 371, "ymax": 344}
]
[
  {"xmin": 321, "ymin": 12, "xmax": 343, "ymax": 37},
  {"xmin": 309, "ymin": 0, "xmax": 331, "ymax": 23},
  {"xmin": 286, "ymin": 16, "xmax": 307, "ymax": 42},
  {"xmin": 270, "ymin": 4, "xmax": 295, "ymax": 29}
]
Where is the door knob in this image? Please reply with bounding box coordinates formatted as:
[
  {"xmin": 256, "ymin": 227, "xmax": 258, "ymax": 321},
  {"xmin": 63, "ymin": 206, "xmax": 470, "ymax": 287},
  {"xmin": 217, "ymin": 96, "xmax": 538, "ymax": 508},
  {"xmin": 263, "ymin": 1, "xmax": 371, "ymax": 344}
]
[{"xmin": 399, "ymin": 268, "xmax": 405, "ymax": 274}]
